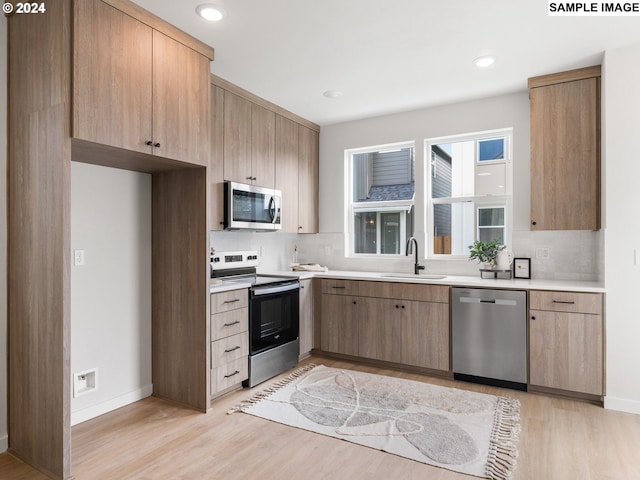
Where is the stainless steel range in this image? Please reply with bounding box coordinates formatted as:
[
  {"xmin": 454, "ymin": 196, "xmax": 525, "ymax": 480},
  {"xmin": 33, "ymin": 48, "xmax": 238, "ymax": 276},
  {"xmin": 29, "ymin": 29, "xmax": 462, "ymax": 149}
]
[{"xmin": 211, "ymin": 251, "xmax": 300, "ymax": 387}]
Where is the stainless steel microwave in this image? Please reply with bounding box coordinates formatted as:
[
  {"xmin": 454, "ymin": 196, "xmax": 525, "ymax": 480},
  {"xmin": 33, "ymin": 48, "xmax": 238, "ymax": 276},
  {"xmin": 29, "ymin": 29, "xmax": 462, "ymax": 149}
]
[{"xmin": 224, "ymin": 181, "xmax": 282, "ymax": 231}]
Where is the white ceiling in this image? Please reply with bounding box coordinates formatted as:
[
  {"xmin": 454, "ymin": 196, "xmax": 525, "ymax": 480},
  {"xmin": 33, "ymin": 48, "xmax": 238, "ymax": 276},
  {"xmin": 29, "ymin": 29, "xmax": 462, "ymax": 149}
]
[{"xmin": 132, "ymin": 0, "xmax": 640, "ymax": 126}]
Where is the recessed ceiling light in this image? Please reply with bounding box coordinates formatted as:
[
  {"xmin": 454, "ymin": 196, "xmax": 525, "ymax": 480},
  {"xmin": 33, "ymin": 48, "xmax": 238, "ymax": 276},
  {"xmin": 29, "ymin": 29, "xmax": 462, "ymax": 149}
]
[
  {"xmin": 473, "ymin": 55, "xmax": 496, "ymax": 68},
  {"xmin": 196, "ymin": 4, "xmax": 226, "ymax": 22},
  {"xmin": 323, "ymin": 90, "xmax": 343, "ymax": 99}
]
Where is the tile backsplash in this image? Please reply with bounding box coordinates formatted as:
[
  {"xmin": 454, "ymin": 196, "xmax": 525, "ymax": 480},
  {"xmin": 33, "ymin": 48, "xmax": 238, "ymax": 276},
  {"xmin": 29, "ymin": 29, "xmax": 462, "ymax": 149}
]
[{"xmin": 211, "ymin": 228, "xmax": 603, "ymax": 282}]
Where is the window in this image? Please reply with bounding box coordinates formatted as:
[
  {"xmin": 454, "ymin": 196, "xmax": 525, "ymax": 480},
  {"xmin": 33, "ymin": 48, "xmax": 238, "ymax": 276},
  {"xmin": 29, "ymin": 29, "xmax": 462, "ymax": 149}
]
[
  {"xmin": 347, "ymin": 143, "xmax": 415, "ymax": 256},
  {"xmin": 426, "ymin": 129, "xmax": 512, "ymax": 258}
]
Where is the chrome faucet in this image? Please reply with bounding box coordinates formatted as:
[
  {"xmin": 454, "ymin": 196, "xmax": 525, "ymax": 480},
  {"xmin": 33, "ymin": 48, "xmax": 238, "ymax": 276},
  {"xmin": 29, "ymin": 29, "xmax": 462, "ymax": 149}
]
[{"xmin": 405, "ymin": 237, "xmax": 425, "ymax": 275}]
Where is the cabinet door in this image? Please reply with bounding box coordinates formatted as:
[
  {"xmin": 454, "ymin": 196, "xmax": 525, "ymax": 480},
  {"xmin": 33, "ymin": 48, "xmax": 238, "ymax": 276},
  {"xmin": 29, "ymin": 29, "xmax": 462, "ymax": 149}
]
[
  {"xmin": 320, "ymin": 294, "xmax": 358, "ymax": 356},
  {"xmin": 223, "ymin": 91, "xmax": 252, "ymax": 182},
  {"xmin": 530, "ymin": 76, "xmax": 600, "ymax": 230},
  {"xmin": 299, "ymin": 279, "xmax": 314, "ymax": 357},
  {"xmin": 152, "ymin": 30, "xmax": 211, "ymax": 165},
  {"xmin": 275, "ymin": 115, "xmax": 299, "ymax": 233},
  {"xmin": 401, "ymin": 301, "xmax": 450, "ymax": 371},
  {"xmin": 251, "ymin": 104, "xmax": 276, "ymax": 188},
  {"xmin": 298, "ymin": 126, "xmax": 319, "ymax": 233},
  {"xmin": 209, "ymin": 84, "xmax": 225, "ymax": 230},
  {"xmin": 529, "ymin": 310, "xmax": 603, "ymax": 395},
  {"xmin": 358, "ymin": 298, "xmax": 402, "ymax": 363},
  {"xmin": 73, "ymin": 0, "xmax": 153, "ymax": 154}
]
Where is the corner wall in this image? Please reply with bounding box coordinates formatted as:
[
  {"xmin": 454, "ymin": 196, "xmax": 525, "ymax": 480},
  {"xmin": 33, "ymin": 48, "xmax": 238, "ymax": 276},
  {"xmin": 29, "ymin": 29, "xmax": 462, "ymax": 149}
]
[{"xmin": 603, "ymin": 43, "xmax": 640, "ymax": 414}]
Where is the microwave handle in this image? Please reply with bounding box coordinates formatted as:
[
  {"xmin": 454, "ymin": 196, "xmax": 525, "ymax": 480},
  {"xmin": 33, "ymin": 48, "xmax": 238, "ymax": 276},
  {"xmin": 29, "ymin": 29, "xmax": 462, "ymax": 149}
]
[{"xmin": 269, "ymin": 196, "xmax": 279, "ymax": 224}]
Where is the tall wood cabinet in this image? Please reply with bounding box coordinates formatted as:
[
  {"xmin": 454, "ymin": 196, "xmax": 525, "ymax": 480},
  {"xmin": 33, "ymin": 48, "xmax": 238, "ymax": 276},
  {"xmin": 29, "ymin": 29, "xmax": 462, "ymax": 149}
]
[
  {"xmin": 528, "ymin": 66, "xmax": 601, "ymax": 231},
  {"xmin": 7, "ymin": 1, "xmax": 214, "ymax": 478}
]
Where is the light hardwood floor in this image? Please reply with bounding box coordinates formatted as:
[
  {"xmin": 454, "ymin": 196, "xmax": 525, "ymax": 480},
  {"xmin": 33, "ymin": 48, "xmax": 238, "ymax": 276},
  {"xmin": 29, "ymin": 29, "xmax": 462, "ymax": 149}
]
[{"xmin": 2, "ymin": 355, "xmax": 640, "ymax": 479}]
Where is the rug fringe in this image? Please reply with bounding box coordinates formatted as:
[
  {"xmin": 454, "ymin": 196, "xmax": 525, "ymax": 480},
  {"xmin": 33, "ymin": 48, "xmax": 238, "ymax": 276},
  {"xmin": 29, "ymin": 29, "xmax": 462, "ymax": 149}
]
[
  {"xmin": 227, "ymin": 363, "xmax": 318, "ymax": 414},
  {"xmin": 485, "ymin": 397, "xmax": 521, "ymax": 480}
]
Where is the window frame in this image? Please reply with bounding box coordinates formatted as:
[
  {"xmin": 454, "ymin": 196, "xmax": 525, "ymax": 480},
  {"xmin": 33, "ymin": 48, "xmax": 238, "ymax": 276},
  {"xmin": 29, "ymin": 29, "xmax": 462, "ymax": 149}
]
[
  {"xmin": 345, "ymin": 141, "xmax": 415, "ymax": 258},
  {"xmin": 424, "ymin": 128, "xmax": 513, "ymax": 260}
]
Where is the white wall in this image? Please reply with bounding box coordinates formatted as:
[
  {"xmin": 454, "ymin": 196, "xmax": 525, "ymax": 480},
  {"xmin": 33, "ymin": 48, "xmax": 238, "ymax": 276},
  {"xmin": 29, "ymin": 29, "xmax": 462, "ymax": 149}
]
[
  {"xmin": 603, "ymin": 44, "xmax": 640, "ymax": 414},
  {"xmin": 0, "ymin": 14, "xmax": 8, "ymax": 452},
  {"xmin": 316, "ymin": 92, "xmax": 603, "ymax": 280},
  {"xmin": 70, "ymin": 162, "xmax": 152, "ymax": 425}
]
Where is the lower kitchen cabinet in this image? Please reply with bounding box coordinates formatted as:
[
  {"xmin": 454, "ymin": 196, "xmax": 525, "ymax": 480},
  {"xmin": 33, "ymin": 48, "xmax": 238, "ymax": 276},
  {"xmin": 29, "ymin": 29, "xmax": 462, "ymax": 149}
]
[
  {"xmin": 320, "ymin": 279, "xmax": 450, "ymax": 372},
  {"xmin": 529, "ymin": 290, "xmax": 604, "ymax": 396},
  {"xmin": 210, "ymin": 288, "xmax": 249, "ymax": 397},
  {"xmin": 358, "ymin": 298, "xmax": 449, "ymax": 371},
  {"xmin": 299, "ymin": 278, "xmax": 315, "ymax": 357},
  {"xmin": 320, "ymin": 294, "xmax": 360, "ymax": 356}
]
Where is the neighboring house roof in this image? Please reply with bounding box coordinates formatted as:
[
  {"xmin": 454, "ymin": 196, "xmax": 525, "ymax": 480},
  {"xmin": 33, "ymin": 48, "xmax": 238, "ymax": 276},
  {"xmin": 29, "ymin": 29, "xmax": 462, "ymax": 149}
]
[{"xmin": 364, "ymin": 182, "xmax": 415, "ymax": 202}]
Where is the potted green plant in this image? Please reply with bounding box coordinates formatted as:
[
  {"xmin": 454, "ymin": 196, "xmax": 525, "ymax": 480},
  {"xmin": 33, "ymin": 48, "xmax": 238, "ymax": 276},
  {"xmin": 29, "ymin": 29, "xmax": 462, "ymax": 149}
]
[{"xmin": 468, "ymin": 239, "xmax": 505, "ymax": 269}]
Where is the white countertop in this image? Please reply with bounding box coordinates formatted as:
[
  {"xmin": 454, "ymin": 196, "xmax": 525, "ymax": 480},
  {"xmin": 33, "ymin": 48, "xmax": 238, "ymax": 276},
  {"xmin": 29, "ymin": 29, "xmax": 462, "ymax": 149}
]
[{"xmin": 210, "ymin": 269, "xmax": 605, "ymax": 294}]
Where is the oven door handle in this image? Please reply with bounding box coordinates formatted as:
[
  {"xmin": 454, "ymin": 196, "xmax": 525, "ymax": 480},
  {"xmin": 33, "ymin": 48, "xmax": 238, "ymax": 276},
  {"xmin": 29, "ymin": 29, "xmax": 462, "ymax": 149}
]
[{"xmin": 252, "ymin": 281, "xmax": 299, "ymax": 296}]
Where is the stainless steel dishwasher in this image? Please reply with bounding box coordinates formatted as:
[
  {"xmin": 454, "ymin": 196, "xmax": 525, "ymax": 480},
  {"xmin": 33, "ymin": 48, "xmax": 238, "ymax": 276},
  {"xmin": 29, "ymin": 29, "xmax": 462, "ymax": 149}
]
[{"xmin": 452, "ymin": 287, "xmax": 527, "ymax": 391}]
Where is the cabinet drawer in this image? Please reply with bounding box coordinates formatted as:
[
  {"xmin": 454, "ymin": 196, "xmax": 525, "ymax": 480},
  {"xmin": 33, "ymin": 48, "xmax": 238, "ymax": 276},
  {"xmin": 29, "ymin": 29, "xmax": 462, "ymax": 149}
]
[
  {"xmin": 530, "ymin": 290, "xmax": 602, "ymax": 314},
  {"xmin": 211, "ymin": 307, "xmax": 248, "ymax": 341},
  {"xmin": 210, "ymin": 289, "xmax": 248, "ymax": 314},
  {"xmin": 211, "ymin": 332, "xmax": 249, "ymax": 367},
  {"xmin": 321, "ymin": 279, "xmax": 360, "ymax": 295},
  {"xmin": 211, "ymin": 357, "xmax": 248, "ymax": 395},
  {"xmin": 322, "ymin": 279, "xmax": 449, "ymax": 303}
]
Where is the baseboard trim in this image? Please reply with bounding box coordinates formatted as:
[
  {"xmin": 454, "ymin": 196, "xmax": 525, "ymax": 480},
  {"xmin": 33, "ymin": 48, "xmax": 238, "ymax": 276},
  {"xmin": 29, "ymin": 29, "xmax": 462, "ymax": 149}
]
[
  {"xmin": 604, "ymin": 395, "xmax": 640, "ymax": 415},
  {"xmin": 71, "ymin": 384, "xmax": 153, "ymax": 426}
]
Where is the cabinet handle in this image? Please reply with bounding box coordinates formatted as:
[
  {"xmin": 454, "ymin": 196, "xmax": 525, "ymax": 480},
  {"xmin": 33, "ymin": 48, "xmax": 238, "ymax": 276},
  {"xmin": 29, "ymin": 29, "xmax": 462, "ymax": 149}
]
[
  {"xmin": 224, "ymin": 370, "xmax": 240, "ymax": 379},
  {"xmin": 154, "ymin": 142, "xmax": 161, "ymax": 148},
  {"xmin": 331, "ymin": 286, "xmax": 346, "ymax": 289},
  {"xmin": 146, "ymin": 140, "xmax": 153, "ymax": 146},
  {"xmin": 300, "ymin": 285, "xmax": 305, "ymax": 289},
  {"xmin": 224, "ymin": 346, "xmax": 241, "ymax": 353},
  {"xmin": 223, "ymin": 299, "xmax": 241, "ymax": 304},
  {"xmin": 401, "ymin": 305, "xmax": 405, "ymax": 309},
  {"xmin": 552, "ymin": 300, "xmax": 575, "ymax": 304},
  {"xmin": 531, "ymin": 315, "xmax": 536, "ymax": 320},
  {"xmin": 352, "ymin": 301, "xmax": 357, "ymax": 305},
  {"xmin": 223, "ymin": 320, "xmax": 241, "ymax": 327},
  {"xmin": 246, "ymin": 176, "xmax": 253, "ymax": 180},
  {"xmin": 395, "ymin": 305, "xmax": 399, "ymax": 309},
  {"xmin": 532, "ymin": 221, "xmax": 537, "ymax": 226}
]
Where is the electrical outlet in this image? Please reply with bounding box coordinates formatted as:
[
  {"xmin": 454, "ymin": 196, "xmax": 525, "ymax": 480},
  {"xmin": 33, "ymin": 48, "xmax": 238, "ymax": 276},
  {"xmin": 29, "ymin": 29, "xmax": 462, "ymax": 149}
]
[
  {"xmin": 74, "ymin": 249, "xmax": 85, "ymax": 266},
  {"xmin": 535, "ymin": 247, "xmax": 550, "ymax": 260}
]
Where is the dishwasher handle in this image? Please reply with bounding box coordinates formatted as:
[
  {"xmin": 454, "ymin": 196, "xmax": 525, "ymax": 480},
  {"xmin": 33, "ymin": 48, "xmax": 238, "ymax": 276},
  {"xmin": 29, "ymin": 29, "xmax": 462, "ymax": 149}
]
[{"xmin": 459, "ymin": 296, "xmax": 517, "ymax": 306}]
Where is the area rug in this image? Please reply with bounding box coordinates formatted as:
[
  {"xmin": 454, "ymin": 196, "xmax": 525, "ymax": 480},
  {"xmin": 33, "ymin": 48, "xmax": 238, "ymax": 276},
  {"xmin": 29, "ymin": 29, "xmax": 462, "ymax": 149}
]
[{"xmin": 230, "ymin": 364, "xmax": 520, "ymax": 480}]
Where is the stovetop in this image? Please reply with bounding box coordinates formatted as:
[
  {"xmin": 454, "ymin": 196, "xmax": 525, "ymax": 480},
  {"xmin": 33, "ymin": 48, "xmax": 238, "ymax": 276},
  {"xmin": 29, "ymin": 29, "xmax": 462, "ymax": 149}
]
[{"xmin": 220, "ymin": 273, "xmax": 297, "ymax": 287}]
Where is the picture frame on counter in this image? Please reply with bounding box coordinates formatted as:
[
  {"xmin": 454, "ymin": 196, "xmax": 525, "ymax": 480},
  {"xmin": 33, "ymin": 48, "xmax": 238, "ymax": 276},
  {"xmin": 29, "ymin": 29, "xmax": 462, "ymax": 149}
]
[{"xmin": 513, "ymin": 257, "xmax": 531, "ymax": 279}]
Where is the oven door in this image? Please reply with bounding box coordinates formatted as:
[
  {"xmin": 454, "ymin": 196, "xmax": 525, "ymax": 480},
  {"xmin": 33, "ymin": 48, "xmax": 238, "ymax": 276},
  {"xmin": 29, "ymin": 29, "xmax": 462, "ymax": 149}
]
[
  {"xmin": 249, "ymin": 281, "xmax": 299, "ymax": 355},
  {"xmin": 224, "ymin": 181, "xmax": 282, "ymax": 230}
]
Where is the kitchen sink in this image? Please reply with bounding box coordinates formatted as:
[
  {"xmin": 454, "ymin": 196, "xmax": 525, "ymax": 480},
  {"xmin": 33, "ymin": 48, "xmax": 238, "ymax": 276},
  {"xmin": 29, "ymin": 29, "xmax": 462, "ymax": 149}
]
[{"xmin": 380, "ymin": 273, "xmax": 447, "ymax": 280}]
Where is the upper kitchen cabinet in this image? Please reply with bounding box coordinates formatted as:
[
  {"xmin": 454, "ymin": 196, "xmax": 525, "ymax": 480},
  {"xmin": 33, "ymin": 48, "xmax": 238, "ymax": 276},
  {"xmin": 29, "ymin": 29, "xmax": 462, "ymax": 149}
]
[
  {"xmin": 211, "ymin": 75, "xmax": 320, "ymax": 232},
  {"xmin": 298, "ymin": 126, "xmax": 319, "ymax": 233},
  {"xmin": 209, "ymin": 84, "xmax": 225, "ymax": 231},
  {"xmin": 275, "ymin": 115, "xmax": 300, "ymax": 233},
  {"xmin": 223, "ymin": 91, "xmax": 253, "ymax": 183},
  {"xmin": 250, "ymin": 104, "xmax": 276, "ymax": 188},
  {"xmin": 222, "ymin": 92, "xmax": 276, "ymax": 187},
  {"xmin": 528, "ymin": 66, "xmax": 601, "ymax": 231},
  {"xmin": 73, "ymin": 0, "xmax": 212, "ymax": 166}
]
